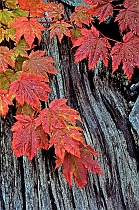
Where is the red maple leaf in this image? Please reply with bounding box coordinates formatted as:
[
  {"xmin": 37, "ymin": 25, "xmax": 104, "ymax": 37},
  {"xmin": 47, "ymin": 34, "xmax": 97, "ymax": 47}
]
[
  {"xmin": 49, "ymin": 126, "xmax": 85, "ymax": 161},
  {"xmin": 0, "ymin": 89, "xmax": 13, "ymax": 116},
  {"xmin": 35, "ymin": 99, "xmax": 82, "ymax": 135},
  {"xmin": 11, "ymin": 115, "xmax": 49, "ymax": 160},
  {"xmin": 70, "ymin": 5, "xmax": 93, "ymax": 27},
  {"xmin": 85, "ymin": 0, "xmax": 113, "ymax": 22},
  {"xmin": 111, "ymin": 32, "xmax": 139, "ymax": 79},
  {"xmin": 56, "ymin": 143, "xmax": 102, "ymax": 188},
  {"xmin": 22, "ymin": 50, "xmax": 57, "ymax": 82},
  {"xmin": 0, "ymin": 46, "xmax": 14, "ymax": 72},
  {"xmin": 45, "ymin": 2, "xmax": 64, "ymax": 21},
  {"xmin": 49, "ymin": 20, "xmax": 71, "ymax": 43},
  {"xmin": 115, "ymin": 0, "xmax": 139, "ymax": 36},
  {"xmin": 9, "ymin": 73, "xmax": 51, "ymax": 108},
  {"xmin": 74, "ymin": 26, "xmax": 110, "ymax": 70},
  {"xmin": 18, "ymin": 0, "xmax": 46, "ymax": 17},
  {"xmin": 11, "ymin": 17, "xmax": 45, "ymax": 47}
]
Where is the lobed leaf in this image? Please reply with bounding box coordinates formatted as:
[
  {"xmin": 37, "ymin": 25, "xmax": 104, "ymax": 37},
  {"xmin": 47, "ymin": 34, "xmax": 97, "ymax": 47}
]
[
  {"xmin": 12, "ymin": 7, "xmax": 29, "ymax": 17},
  {"xmin": 4, "ymin": 0, "xmax": 18, "ymax": 9},
  {"xmin": 115, "ymin": 0, "xmax": 139, "ymax": 36},
  {"xmin": 0, "ymin": 69, "xmax": 18, "ymax": 90},
  {"xmin": 85, "ymin": 0, "xmax": 113, "ymax": 22},
  {"xmin": 18, "ymin": 0, "xmax": 46, "ymax": 17},
  {"xmin": 1, "ymin": 28, "xmax": 16, "ymax": 42},
  {"xmin": 45, "ymin": 2, "xmax": 64, "ymax": 21},
  {"xmin": 49, "ymin": 20, "xmax": 71, "ymax": 43},
  {"xmin": 11, "ymin": 115, "xmax": 49, "ymax": 160},
  {"xmin": 57, "ymin": 143, "xmax": 102, "ymax": 188},
  {"xmin": 111, "ymin": 32, "xmax": 139, "ymax": 79},
  {"xmin": 35, "ymin": 99, "xmax": 82, "ymax": 134},
  {"xmin": 74, "ymin": 26, "xmax": 110, "ymax": 70},
  {"xmin": 13, "ymin": 39, "xmax": 30, "ymax": 58},
  {"xmin": 49, "ymin": 126, "xmax": 85, "ymax": 161},
  {"xmin": 70, "ymin": 5, "xmax": 93, "ymax": 27},
  {"xmin": 11, "ymin": 17, "xmax": 45, "ymax": 47},
  {"xmin": 9, "ymin": 73, "xmax": 51, "ymax": 108},
  {"xmin": 0, "ymin": 9, "xmax": 15, "ymax": 28},
  {"xmin": 22, "ymin": 50, "xmax": 57, "ymax": 81}
]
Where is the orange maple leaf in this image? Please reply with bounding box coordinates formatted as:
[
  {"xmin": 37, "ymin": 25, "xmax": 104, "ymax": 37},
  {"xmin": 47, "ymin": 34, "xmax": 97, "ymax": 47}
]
[
  {"xmin": 49, "ymin": 20, "xmax": 71, "ymax": 42},
  {"xmin": 35, "ymin": 99, "xmax": 84, "ymax": 162},
  {"xmin": 49, "ymin": 126, "xmax": 85, "ymax": 161},
  {"xmin": 45, "ymin": 2, "xmax": 64, "ymax": 21},
  {"xmin": 11, "ymin": 17, "xmax": 45, "ymax": 47},
  {"xmin": 35, "ymin": 99, "xmax": 82, "ymax": 135},
  {"xmin": 56, "ymin": 143, "xmax": 102, "ymax": 188},
  {"xmin": 18, "ymin": 0, "xmax": 46, "ymax": 17}
]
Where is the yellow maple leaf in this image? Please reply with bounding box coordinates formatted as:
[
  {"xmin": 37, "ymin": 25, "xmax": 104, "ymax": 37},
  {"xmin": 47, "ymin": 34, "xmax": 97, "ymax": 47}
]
[
  {"xmin": 0, "ymin": 9, "xmax": 15, "ymax": 28},
  {"xmin": 4, "ymin": 0, "xmax": 18, "ymax": 9}
]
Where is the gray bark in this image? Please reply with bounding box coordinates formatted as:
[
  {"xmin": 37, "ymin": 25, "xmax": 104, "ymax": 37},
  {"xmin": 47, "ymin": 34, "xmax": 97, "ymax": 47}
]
[
  {"xmin": 60, "ymin": 0, "xmax": 86, "ymax": 6},
  {"xmin": 1, "ymin": 2, "xmax": 139, "ymax": 210}
]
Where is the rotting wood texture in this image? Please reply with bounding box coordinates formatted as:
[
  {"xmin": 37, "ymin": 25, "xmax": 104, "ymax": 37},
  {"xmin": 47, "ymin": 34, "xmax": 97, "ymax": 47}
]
[{"xmin": 1, "ymin": 1, "xmax": 139, "ymax": 210}]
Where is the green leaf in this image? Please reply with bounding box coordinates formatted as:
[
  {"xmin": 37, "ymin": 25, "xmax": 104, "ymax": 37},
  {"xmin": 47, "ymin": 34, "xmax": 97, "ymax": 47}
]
[
  {"xmin": 12, "ymin": 7, "xmax": 29, "ymax": 17},
  {"xmin": 13, "ymin": 39, "xmax": 30, "ymax": 57},
  {"xmin": 4, "ymin": 28, "xmax": 16, "ymax": 42},
  {"xmin": 0, "ymin": 9, "xmax": 15, "ymax": 28},
  {"xmin": 15, "ymin": 55, "xmax": 29, "ymax": 71},
  {"xmin": 0, "ymin": 69, "xmax": 18, "ymax": 90}
]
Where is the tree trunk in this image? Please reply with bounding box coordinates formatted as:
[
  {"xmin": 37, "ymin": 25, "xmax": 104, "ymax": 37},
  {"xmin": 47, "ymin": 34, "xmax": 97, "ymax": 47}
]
[{"xmin": 1, "ymin": 2, "xmax": 139, "ymax": 210}]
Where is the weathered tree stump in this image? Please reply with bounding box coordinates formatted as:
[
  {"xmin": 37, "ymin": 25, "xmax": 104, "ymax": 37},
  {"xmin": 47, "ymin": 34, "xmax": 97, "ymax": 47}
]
[{"xmin": 1, "ymin": 1, "xmax": 139, "ymax": 210}]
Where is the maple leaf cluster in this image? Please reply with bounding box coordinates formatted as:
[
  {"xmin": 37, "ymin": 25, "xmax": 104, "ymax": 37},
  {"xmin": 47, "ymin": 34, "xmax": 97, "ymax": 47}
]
[
  {"xmin": 11, "ymin": 98, "xmax": 102, "ymax": 188},
  {"xmin": 73, "ymin": 0, "xmax": 139, "ymax": 79},
  {"xmin": 1, "ymin": 0, "xmax": 139, "ymax": 188}
]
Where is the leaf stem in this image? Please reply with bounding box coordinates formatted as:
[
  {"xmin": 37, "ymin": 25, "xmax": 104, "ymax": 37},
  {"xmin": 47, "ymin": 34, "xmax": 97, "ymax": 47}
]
[
  {"xmin": 113, "ymin": 8, "xmax": 124, "ymax": 11},
  {"xmin": 113, "ymin": 4, "xmax": 124, "ymax": 8},
  {"xmin": 99, "ymin": 30, "xmax": 122, "ymax": 43}
]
